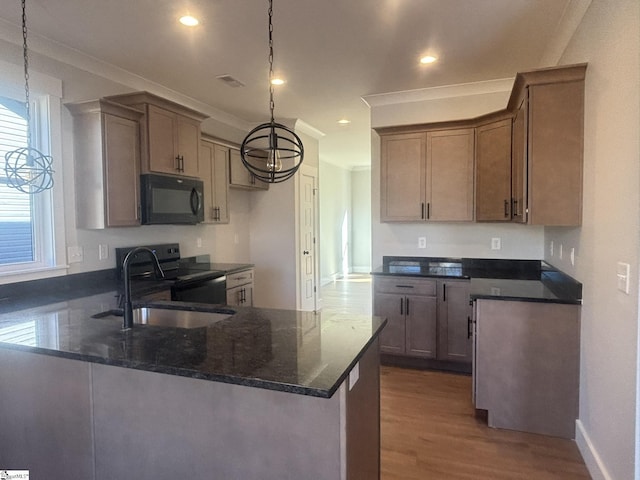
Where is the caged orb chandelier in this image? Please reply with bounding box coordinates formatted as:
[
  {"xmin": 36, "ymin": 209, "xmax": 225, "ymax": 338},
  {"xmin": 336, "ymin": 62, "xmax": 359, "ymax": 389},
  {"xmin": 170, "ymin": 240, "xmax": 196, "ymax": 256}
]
[
  {"xmin": 4, "ymin": 0, "xmax": 54, "ymax": 195},
  {"xmin": 240, "ymin": 0, "xmax": 304, "ymax": 184}
]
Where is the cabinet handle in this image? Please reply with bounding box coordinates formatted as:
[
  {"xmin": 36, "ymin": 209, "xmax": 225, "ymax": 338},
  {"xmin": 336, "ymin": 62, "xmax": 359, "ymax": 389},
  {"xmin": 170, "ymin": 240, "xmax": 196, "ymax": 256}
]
[
  {"xmin": 513, "ymin": 199, "xmax": 519, "ymax": 217},
  {"xmin": 467, "ymin": 316, "xmax": 473, "ymax": 339},
  {"xmin": 395, "ymin": 285, "xmax": 414, "ymax": 289},
  {"xmin": 427, "ymin": 202, "xmax": 431, "ymax": 219},
  {"xmin": 405, "ymin": 297, "xmax": 410, "ymax": 315},
  {"xmin": 443, "ymin": 284, "xmax": 447, "ymax": 302},
  {"xmin": 400, "ymin": 298, "xmax": 403, "ymax": 315},
  {"xmin": 175, "ymin": 155, "xmax": 181, "ymax": 171},
  {"xmin": 421, "ymin": 202, "xmax": 425, "ymax": 220},
  {"xmin": 504, "ymin": 200, "xmax": 509, "ymax": 218},
  {"xmin": 180, "ymin": 155, "xmax": 185, "ymax": 172}
]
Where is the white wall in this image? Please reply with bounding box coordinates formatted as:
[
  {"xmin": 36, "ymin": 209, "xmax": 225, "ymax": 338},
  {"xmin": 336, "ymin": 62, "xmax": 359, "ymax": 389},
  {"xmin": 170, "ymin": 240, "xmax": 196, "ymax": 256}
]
[
  {"xmin": 319, "ymin": 161, "xmax": 351, "ymax": 283},
  {"xmin": 544, "ymin": 1, "xmax": 640, "ymax": 478},
  {"xmin": 351, "ymin": 168, "xmax": 371, "ymax": 273},
  {"xmin": 0, "ymin": 36, "xmax": 255, "ymax": 284}
]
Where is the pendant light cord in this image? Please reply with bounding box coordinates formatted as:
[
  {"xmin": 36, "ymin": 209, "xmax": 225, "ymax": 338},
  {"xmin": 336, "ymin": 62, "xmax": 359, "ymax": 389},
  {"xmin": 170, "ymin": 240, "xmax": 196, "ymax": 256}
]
[
  {"xmin": 268, "ymin": 0, "xmax": 275, "ymax": 124},
  {"xmin": 21, "ymin": 0, "xmax": 32, "ymax": 148}
]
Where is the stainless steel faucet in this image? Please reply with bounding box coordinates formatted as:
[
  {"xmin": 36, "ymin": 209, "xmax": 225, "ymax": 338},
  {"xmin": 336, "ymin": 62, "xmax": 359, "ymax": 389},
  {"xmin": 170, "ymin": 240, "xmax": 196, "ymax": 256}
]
[{"xmin": 122, "ymin": 247, "xmax": 165, "ymax": 329}]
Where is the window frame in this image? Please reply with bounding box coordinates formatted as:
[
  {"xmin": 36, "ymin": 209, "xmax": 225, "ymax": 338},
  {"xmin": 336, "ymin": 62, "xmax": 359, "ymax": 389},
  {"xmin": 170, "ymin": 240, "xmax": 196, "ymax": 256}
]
[{"xmin": 0, "ymin": 60, "xmax": 66, "ymax": 284}]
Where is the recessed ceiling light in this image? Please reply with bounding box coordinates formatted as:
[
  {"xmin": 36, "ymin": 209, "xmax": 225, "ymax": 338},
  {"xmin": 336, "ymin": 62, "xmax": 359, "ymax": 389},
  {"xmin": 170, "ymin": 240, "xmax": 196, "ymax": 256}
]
[
  {"xmin": 270, "ymin": 78, "xmax": 285, "ymax": 86},
  {"xmin": 338, "ymin": 119, "xmax": 351, "ymax": 125},
  {"xmin": 179, "ymin": 15, "xmax": 199, "ymax": 27},
  {"xmin": 420, "ymin": 55, "xmax": 437, "ymax": 64}
]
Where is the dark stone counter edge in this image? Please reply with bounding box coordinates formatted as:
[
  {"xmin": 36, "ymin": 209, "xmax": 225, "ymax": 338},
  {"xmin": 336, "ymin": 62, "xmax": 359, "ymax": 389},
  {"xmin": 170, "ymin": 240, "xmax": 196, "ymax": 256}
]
[
  {"xmin": 0, "ymin": 318, "xmax": 385, "ymax": 399},
  {"xmin": 469, "ymin": 294, "xmax": 581, "ymax": 305}
]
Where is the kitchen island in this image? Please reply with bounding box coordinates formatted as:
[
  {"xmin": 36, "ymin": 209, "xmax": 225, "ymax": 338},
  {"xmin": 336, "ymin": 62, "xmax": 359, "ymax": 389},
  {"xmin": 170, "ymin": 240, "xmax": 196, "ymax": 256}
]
[{"xmin": 0, "ymin": 290, "xmax": 384, "ymax": 479}]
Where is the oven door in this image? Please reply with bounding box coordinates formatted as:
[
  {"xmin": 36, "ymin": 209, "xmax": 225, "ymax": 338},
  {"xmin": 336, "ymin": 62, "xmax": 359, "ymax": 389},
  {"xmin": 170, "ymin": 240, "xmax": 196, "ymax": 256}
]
[{"xmin": 171, "ymin": 275, "xmax": 227, "ymax": 304}]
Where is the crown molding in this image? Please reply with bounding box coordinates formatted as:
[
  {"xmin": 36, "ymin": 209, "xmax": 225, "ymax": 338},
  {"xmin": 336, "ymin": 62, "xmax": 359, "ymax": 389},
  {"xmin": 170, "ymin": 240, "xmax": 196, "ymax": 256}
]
[
  {"xmin": 538, "ymin": 0, "xmax": 592, "ymax": 66},
  {"xmin": 362, "ymin": 77, "xmax": 514, "ymax": 108},
  {"xmin": 294, "ymin": 119, "xmax": 325, "ymax": 139}
]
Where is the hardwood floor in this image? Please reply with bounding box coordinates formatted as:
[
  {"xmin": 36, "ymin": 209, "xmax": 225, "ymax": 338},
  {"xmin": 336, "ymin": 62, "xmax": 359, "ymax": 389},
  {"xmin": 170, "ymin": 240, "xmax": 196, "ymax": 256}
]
[{"xmin": 321, "ymin": 274, "xmax": 591, "ymax": 480}]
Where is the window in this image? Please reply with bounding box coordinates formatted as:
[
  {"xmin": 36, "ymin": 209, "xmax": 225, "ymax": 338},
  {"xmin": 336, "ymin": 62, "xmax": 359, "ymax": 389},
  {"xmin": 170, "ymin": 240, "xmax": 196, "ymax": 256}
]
[{"xmin": 0, "ymin": 60, "xmax": 65, "ymax": 282}]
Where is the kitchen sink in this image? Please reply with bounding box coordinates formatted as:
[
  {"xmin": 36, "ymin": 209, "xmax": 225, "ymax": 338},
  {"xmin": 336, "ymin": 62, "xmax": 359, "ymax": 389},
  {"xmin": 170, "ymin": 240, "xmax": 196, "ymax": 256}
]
[{"xmin": 92, "ymin": 306, "xmax": 233, "ymax": 329}]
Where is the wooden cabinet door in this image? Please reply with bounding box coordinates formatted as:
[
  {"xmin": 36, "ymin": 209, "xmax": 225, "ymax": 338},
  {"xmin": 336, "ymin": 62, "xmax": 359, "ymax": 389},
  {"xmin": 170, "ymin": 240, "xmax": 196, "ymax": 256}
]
[
  {"xmin": 229, "ymin": 148, "xmax": 252, "ymax": 187},
  {"xmin": 437, "ymin": 280, "xmax": 472, "ymax": 363},
  {"xmin": 405, "ymin": 295, "xmax": 437, "ymax": 358},
  {"xmin": 527, "ymin": 81, "xmax": 584, "ymax": 226},
  {"xmin": 200, "ymin": 141, "xmax": 230, "ymax": 223},
  {"xmin": 511, "ymin": 95, "xmax": 528, "ymax": 223},
  {"xmin": 374, "ymin": 293, "xmax": 406, "ymax": 355},
  {"xmin": 177, "ymin": 115, "xmax": 200, "ymax": 177},
  {"xmin": 475, "ymin": 120, "xmax": 512, "ymax": 221},
  {"xmin": 426, "ymin": 128, "xmax": 475, "ymax": 221},
  {"xmin": 147, "ymin": 105, "xmax": 179, "ymax": 175},
  {"xmin": 103, "ymin": 112, "xmax": 141, "ymax": 226},
  {"xmin": 380, "ymin": 133, "xmax": 426, "ymax": 221},
  {"xmin": 212, "ymin": 145, "xmax": 230, "ymax": 222}
]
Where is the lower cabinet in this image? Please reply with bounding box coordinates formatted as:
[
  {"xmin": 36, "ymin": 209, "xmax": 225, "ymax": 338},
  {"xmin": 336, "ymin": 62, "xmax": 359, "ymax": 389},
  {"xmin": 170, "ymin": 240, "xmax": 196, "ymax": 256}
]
[
  {"xmin": 373, "ymin": 277, "xmax": 437, "ymax": 358},
  {"xmin": 373, "ymin": 276, "xmax": 471, "ymax": 367},
  {"xmin": 436, "ymin": 280, "xmax": 473, "ymax": 363},
  {"xmin": 226, "ymin": 269, "xmax": 254, "ymax": 307}
]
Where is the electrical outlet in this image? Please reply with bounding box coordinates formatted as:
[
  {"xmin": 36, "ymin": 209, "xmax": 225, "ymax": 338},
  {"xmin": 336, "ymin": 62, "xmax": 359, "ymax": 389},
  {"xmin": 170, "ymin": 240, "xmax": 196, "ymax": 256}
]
[
  {"xmin": 559, "ymin": 244, "xmax": 563, "ymax": 260},
  {"xmin": 550, "ymin": 241, "xmax": 554, "ymax": 256},
  {"xmin": 234, "ymin": 233, "xmax": 239, "ymax": 245},
  {"xmin": 570, "ymin": 248, "xmax": 575, "ymax": 266},
  {"xmin": 491, "ymin": 238, "xmax": 501, "ymax": 250},
  {"xmin": 418, "ymin": 237, "xmax": 427, "ymax": 249},
  {"xmin": 67, "ymin": 246, "xmax": 84, "ymax": 264},
  {"xmin": 196, "ymin": 237, "xmax": 202, "ymax": 248},
  {"xmin": 98, "ymin": 244, "xmax": 109, "ymax": 260}
]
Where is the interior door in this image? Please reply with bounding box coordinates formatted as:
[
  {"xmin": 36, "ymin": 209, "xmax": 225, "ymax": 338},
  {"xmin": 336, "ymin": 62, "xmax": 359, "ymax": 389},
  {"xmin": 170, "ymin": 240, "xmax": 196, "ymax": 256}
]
[{"xmin": 298, "ymin": 168, "xmax": 317, "ymax": 311}]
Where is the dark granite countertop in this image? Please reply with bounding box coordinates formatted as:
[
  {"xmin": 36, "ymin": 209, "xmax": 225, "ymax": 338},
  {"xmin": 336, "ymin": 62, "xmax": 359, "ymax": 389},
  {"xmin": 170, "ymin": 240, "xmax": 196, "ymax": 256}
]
[
  {"xmin": 0, "ymin": 291, "xmax": 385, "ymax": 398},
  {"xmin": 372, "ymin": 256, "xmax": 581, "ymax": 304}
]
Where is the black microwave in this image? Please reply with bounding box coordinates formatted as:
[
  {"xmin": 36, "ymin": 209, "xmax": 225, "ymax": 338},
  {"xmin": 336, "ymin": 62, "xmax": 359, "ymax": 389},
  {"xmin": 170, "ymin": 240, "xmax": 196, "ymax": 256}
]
[{"xmin": 140, "ymin": 174, "xmax": 204, "ymax": 225}]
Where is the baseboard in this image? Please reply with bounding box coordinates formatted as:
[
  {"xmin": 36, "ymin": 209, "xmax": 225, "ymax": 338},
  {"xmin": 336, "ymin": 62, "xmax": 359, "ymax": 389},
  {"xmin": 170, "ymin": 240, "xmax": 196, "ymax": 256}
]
[
  {"xmin": 575, "ymin": 419, "xmax": 613, "ymax": 480},
  {"xmin": 351, "ymin": 266, "xmax": 372, "ymax": 274}
]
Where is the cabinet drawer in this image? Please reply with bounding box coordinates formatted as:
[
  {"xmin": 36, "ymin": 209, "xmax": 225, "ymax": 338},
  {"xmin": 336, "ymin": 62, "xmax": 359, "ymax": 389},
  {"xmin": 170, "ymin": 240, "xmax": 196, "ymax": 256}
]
[
  {"xmin": 226, "ymin": 269, "xmax": 254, "ymax": 289},
  {"xmin": 374, "ymin": 277, "xmax": 436, "ymax": 296}
]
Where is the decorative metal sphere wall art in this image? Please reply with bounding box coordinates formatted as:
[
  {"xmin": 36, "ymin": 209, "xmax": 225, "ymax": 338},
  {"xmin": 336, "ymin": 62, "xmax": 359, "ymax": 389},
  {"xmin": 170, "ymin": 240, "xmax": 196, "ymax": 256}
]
[
  {"xmin": 240, "ymin": 0, "xmax": 304, "ymax": 184},
  {"xmin": 4, "ymin": 0, "xmax": 54, "ymax": 194}
]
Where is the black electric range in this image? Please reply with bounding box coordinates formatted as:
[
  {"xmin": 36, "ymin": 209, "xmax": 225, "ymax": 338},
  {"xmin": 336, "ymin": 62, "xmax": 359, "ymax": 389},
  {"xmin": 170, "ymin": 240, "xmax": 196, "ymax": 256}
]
[{"xmin": 115, "ymin": 243, "xmax": 227, "ymax": 304}]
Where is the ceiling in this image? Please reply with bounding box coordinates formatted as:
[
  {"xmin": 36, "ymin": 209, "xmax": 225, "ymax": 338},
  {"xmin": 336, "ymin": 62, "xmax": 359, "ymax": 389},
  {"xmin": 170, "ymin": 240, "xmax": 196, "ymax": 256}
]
[{"xmin": 0, "ymin": 0, "xmax": 574, "ymax": 168}]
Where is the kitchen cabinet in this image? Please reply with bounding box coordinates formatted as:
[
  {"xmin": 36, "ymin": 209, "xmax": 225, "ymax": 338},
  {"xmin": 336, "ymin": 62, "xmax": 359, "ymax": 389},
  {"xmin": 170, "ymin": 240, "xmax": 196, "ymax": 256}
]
[
  {"xmin": 106, "ymin": 91, "xmax": 208, "ymax": 178},
  {"xmin": 436, "ymin": 280, "xmax": 472, "ymax": 363},
  {"xmin": 475, "ymin": 118, "xmax": 512, "ymax": 221},
  {"xmin": 226, "ymin": 268, "xmax": 254, "ymax": 307},
  {"xmin": 199, "ymin": 138, "xmax": 230, "ymax": 224},
  {"xmin": 229, "ymin": 149, "xmax": 269, "ymax": 190},
  {"xmin": 67, "ymin": 99, "xmax": 143, "ymax": 228},
  {"xmin": 473, "ymin": 299, "xmax": 580, "ymax": 438},
  {"xmin": 373, "ymin": 276, "xmax": 437, "ymax": 358},
  {"xmin": 511, "ymin": 76, "xmax": 585, "ymax": 225},
  {"xmin": 379, "ymin": 128, "xmax": 474, "ymax": 222}
]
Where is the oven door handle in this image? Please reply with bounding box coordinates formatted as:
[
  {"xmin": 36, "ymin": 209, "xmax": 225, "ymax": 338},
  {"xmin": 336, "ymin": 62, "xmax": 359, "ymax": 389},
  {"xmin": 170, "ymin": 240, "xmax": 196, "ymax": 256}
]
[{"xmin": 190, "ymin": 188, "xmax": 201, "ymax": 215}]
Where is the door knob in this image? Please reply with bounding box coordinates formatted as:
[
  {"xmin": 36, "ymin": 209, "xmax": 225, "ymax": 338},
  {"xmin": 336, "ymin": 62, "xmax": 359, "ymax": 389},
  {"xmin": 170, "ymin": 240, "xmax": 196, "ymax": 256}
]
[{"xmin": 303, "ymin": 250, "xmax": 309, "ymax": 255}]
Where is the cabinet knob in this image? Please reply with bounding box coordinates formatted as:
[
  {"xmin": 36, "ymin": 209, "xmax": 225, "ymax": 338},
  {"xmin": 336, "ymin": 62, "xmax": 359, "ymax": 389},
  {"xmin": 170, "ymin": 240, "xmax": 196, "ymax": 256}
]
[{"xmin": 303, "ymin": 250, "xmax": 309, "ymax": 255}]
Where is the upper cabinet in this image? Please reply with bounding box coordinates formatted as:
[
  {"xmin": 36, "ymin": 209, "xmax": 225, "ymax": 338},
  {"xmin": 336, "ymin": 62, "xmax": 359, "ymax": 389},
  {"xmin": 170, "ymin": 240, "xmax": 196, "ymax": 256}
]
[
  {"xmin": 67, "ymin": 99, "xmax": 143, "ymax": 228},
  {"xmin": 229, "ymin": 149, "xmax": 269, "ymax": 190},
  {"xmin": 106, "ymin": 92, "xmax": 208, "ymax": 178},
  {"xmin": 510, "ymin": 67, "xmax": 586, "ymax": 225},
  {"xmin": 475, "ymin": 118, "xmax": 512, "ymax": 222},
  {"xmin": 380, "ymin": 128, "xmax": 474, "ymax": 222},
  {"xmin": 377, "ymin": 63, "xmax": 586, "ymax": 226},
  {"xmin": 199, "ymin": 137, "xmax": 230, "ymax": 224}
]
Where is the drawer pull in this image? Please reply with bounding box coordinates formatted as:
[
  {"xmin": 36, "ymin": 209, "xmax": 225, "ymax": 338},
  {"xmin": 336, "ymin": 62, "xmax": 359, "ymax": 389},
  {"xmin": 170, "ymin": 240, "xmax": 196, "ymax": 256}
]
[
  {"xmin": 395, "ymin": 285, "xmax": 414, "ymax": 289},
  {"xmin": 400, "ymin": 298, "xmax": 403, "ymax": 315}
]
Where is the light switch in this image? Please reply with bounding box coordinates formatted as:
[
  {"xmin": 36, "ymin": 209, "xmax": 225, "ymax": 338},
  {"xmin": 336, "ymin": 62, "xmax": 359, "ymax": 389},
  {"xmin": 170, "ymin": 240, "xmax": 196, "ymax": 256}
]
[
  {"xmin": 98, "ymin": 244, "xmax": 109, "ymax": 260},
  {"xmin": 617, "ymin": 262, "xmax": 630, "ymax": 294}
]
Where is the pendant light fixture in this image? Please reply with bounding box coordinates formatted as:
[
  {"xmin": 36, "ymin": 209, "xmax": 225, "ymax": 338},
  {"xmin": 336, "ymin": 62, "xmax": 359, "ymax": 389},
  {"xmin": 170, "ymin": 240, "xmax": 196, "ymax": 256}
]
[
  {"xmin": 4, "ymin": 0, "xmax": 54, "ymax": 194},
  {"xmin": 241, "ymin": 0, "xmax": 304, "ymax": 184}
]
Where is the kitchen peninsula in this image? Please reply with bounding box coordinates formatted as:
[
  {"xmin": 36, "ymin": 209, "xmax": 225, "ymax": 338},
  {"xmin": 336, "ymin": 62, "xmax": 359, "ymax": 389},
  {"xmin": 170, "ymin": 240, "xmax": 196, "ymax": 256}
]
[{"xmin": 0, "ymin": 276, "xmax": 384, "ymax": 480}]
